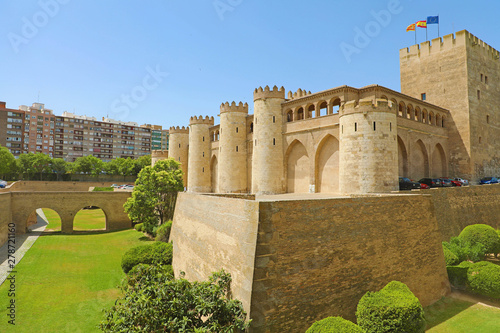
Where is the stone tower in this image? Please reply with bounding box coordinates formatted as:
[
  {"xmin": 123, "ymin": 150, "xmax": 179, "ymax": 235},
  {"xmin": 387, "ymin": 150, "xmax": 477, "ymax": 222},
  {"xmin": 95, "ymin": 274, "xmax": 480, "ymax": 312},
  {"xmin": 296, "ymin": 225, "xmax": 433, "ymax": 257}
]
[
  {"xmin": 151, "ymin": 150, "xmax": 169, "ymax": 166},
  {"xmin": 168, "ymin": 126, "xmax": 189, "ymax": 188},
  {"xmin": 251, "ymin": 85, "xmax": 286, "ymax": 195},
  {"xmin": 218, "ymin": 102, "xmax": 249, "ymax": 193},
  {"xmin": 187, "ymin": 116, "xmax": 214, "ymax": 193},
  {"xmin": 400, "ymin": 30, "xmax": 500, "ymax": 179},
  {"xmin": 339, "ymin": 98, "xmax": 398, "ymax": 194}
]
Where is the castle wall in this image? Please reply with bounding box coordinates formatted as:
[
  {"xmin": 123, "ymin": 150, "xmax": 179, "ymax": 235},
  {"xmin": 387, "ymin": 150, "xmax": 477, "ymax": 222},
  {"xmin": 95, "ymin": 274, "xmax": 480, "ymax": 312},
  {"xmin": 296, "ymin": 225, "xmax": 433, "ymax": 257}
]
[
  {"xmin": 170, "ymin": 192, "xmax": 259, "ymax": 316},
  {"xmin": 0, "ymin": 193, "xmax": 12, "ymax": 248},
  {"xmin": 168, "ymin": 128, "xmax": 189, "ymax": 188},
  {"xmin": 188, "ymin": 117, "xmax": 213, "ymax": 193},
  {"xmin": 2, "ymin": 181, "xmax": 118, "ymax": 192}
]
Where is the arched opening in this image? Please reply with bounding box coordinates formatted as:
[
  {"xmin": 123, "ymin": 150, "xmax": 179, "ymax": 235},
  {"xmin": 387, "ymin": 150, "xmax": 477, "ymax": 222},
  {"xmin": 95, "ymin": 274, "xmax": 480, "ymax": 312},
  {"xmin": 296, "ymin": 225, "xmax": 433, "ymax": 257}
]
[
  {"xmin": 28, "ymin": 208, "xmax": 61, "ymax": 232},
  {"xmin": 398, "ymin": 102, "xmax": 406, "ymax": 117},
  {"xmin": 414, "ymin": 107, "xmax": 421, "ymax": 122},
  {"xmin": 73, "ymin": 206, "xmax": 106, "ymax": 231},
  {"xmin": 331, "ymin": 98, "xmax": 341, "ymax": 114},
  {"xmin": 297, "ymin": 107, "xmax": 304, "ymax": 120},
  {"xmin": 211, "ymin": 155, "xmax": 218, "ymax": 193},
  {"xmin": 406, "ymin": 105, "xmax": 413, "ymax": 120},
  {"xmin": 286, "ymin": 110, "xmax": 293, "ymax": 122},
  {"xmin": 318, "ymin": 101, "xmax": 327, "ymax": 117},
  {"xmin": 286, "ymin": 140, "xmax": 309, "ymax": 193},
  {"xmin": 411, "ymin": 140, "xmax": 429, "ymax": 180},
  {"xmin": 398, "ymin": 136, "xmax": 409, "ymax": 178},
  {"xmin": 249, "ymin": 123, "xmax": 254, "ymax": 133},
  {"xmin": 216, "ymin": 130, "xmax": 220, "ymax": 141},
  {"xmin": 390, "ymin": 98, "xmax": 397, "ymax": 108},
  {"xmin": 422, "ymin": 109, "xmax": 428, "ymax": 124},
  {"xmin": 431, "ymin": 143, "xmax": 447, "ymax": 178},
  {"xmin": 210, "ymin": 131, "xmax": 215, "ymax": 141},
  {"xmin": 436, "ymin": 114, "xmax": 441, "ymax": 128},
  {"xmin": 307, "ymin": 104, "xmax": 316, "ymax": 118},
  {"xmin": 315, "ymin": 135, "xmax": 339, "ymax": 193},
  {"xmin": 429, "ymin": 112, "xmax": 435, "ymax": 125},
  {"xmin": 441, "ymin": 116, "xmax": 446, "ymax": 128}
]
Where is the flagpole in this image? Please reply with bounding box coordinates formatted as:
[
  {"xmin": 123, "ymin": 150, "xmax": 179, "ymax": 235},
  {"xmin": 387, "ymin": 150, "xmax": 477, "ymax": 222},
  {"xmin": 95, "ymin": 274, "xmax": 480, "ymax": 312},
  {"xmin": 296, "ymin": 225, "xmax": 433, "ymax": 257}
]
[
  {"xmin": 426, "ymin": 26, "xmax": 428, "ymax": 41},
  {"xmin": 415, "ymin": 28, "xmax": 417, "ymax": 44},
  {"xmin": 438, "ymin": 14, "xmax": 440, "ymax": 37}
]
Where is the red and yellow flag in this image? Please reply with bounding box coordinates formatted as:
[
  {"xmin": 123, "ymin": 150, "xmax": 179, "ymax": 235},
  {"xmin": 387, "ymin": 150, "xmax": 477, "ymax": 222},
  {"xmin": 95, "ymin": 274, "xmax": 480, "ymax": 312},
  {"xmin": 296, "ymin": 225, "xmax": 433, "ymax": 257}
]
[
  {"xmin": 416, "ymin": 20, "xmax": 427, "ymax": 28},
  {"xmin": 406, "ymin": 23, "xmax": 416, "ymax": 32}
]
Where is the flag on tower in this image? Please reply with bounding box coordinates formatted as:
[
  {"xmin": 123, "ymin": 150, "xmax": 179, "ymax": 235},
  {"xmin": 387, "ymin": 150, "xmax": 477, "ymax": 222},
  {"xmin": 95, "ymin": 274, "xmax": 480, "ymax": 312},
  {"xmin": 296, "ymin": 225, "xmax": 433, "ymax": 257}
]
[
  {"xmin": 416, "ymin": 21, "xmax": 427, "ymax": 28},
  {"xmin": 406, "ymin": 23, "xmax": 416, "ymax": 32},
  {"xmin": 427, "ymin": 16, "xmax": 439, "ymax": 24}
]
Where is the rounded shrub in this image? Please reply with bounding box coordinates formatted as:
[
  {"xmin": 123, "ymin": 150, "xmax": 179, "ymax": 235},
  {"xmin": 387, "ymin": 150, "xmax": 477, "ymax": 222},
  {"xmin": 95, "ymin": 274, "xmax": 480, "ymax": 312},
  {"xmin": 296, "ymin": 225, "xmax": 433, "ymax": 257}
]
[
  {"xmin": 443, "ymin": 243, "xmax": 459, "ymax": 266},
  {"xmin": 446, "ymin": 261, "xmax": 473, "ymax": 289},
  {"xmin": 356, "ymin": 281, "xmax": 426, "ymax": 333},
  {"xmin": 306, "ymin": 316, "xmax": 365, "ymax": 333},
  {"xmin": 444, "ymin": 237, "xmax": 485, "ymax": 263},
  {"xmin": 459, "ymin": 224, "xmax": 500, "ymax": 255},
  {"xmin": 155, "ymin": 220, "xmax": 173, "ymax": 243},
  {"xmin": 125, "ymin": 263, "xmax": 174, "ymax": 287},
  {"xmin": 121, "ymin": 241, "xmax": 173, "ymax": 273},
  {"xmin": 467, "ymin": 261, "xmax": 500, "ymax": 299},
  {"xmin": 134, "ymin": 223, "xmax": 143, "ymax": 232}
]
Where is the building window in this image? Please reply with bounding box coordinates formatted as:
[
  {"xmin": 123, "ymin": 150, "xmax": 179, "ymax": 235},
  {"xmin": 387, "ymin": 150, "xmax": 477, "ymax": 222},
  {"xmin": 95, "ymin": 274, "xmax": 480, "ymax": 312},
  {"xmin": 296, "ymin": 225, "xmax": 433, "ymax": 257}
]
[
  {"xmin": 421, "ymin": 93, "xmax": 426, "ymax": 101},
  {"xmin": 390, "ymin": 122, "xmax": 392, "ymax": 131},
  {"xmin": 485, "ymin": 76, "xmax": 488, "ymax": 84},
  {"xmin": 203, "ymin": 152, "xmax": 205, "ymax": 157},
  {"xmin": 255, "ymin": 139, "xmax": 257, "ymax": 146},
  {"xmin": 236, "ymin": 146, "xmax": 238, "ymax": 152},
  {"xmin": 273, "ymin": 138, "xmax": 275, "ymax": 146},
  {"xmin": 479, "ymin": 136, "xmax": 482, "ymax": 144},
  {"xmin": 203, "ymin": 136, "xmax": 205, "ymax": 142},
  {"xmin": 273, "ymin": 116, "xmax": 275, "ymax": 123},
  {"xmin": 202, "ymin": 167, "xmax": 204, "ymax": 173},
  {"xmin": 179, "ymin": 143, "xmax": 181, "ymax": 148},
  {"xmin": 477, "ymin": 90, "xmax": 481, "ymax": 100},
  {"xmin": 354, "ymin": 123, "xmax": 357, "ymax": 132},
  {"xmin": 236, "ymin": 127, "xmax": 238, "ymax": 133},
  {"xmin": 487, "ymin": 115, "xmax": 490, "ymax": 124},
  {"xmin": 373, "ymin": 122, "xmax": 376, "ymax": 131},
  {"xmin": 481, "ymin": 74, "xmax": 483, "ymax": 82}
]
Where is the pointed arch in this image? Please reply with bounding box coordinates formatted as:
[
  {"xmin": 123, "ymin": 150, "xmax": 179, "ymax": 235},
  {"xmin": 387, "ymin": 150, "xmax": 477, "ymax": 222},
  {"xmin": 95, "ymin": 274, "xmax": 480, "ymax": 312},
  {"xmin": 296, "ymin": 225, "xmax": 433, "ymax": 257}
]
[
  {"xmin": 285, "ymin": 139, "xmax": 309, "ymax": 193},
  {"xmin": 315, "ymin": 134, "xmax": 339, "ymax": 193},
  {"xmin": 398, "ymin": 136, "xmax": 409, "ymax": 178},
  {"xmin": 411, "ymin": 139, "xmax": 429, "ymax": 180},
  {"xmin": 210, "ymin": 155, "xmax": 218, "ymax": 193},
  {"xmin": 398, "ymin": 102, "xmax": 406, "ymax": 117},
  {"xmin": 431, "ymin": 143, "xmax": 447, "ymax": 178},
  {"xmin": 318, "ymin": 101, "xmax": 327, "ymax": 117}
]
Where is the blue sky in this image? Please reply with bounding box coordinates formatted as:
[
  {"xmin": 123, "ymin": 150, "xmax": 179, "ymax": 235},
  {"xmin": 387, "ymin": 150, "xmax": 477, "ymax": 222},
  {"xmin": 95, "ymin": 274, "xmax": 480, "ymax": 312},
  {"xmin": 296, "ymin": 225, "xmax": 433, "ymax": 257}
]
[{"xmin": 1, "ymin": 0, "xmax": 499, "ymax": 128}]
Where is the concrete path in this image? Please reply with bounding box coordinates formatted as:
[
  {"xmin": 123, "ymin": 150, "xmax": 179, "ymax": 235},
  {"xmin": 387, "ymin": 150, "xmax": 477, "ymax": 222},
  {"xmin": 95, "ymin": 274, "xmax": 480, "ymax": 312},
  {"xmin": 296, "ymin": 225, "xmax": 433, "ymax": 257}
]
[{"xmin": 0, "ymin": 209, "xmax": 48, "ymax": 286}]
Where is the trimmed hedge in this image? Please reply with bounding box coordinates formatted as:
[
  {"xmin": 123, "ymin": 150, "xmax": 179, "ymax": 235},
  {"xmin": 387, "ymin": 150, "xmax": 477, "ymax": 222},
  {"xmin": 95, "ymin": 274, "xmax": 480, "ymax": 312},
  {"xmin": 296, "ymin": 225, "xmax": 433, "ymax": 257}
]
[
  {"xmin": 446, "ymin": 261, "xmax": 473, "ymax": 290},
  {"xmin": 467, "ymin": 261, "xmax": 500, "ymax": 299},
  {"xmin": 356, "ymin": 281, "xmax": 425, "ymax": 333},
  {"xmin": 155, "ymin": 220, "xmax": 173, "ymax": 243},
  {"xmin": 306, "ymin": 316, "xmax": 365, "ymax": 333},
  {"xmin": 134, "ymin": 223, "xmax": 143, "ymax": 232},
  {"xmin": 92, "ymin": 186, "xmax": 113, "ymax": 192},
  {"xmin": 459, "ymin": 224, "xmax": 500, "ymax": 255},
  {"xmin": 125, "ymin": 263, "xmax": 174, "ymax": 287},
  {"xmin": 121, "ymin": 241, "xmax": 173, "ymax": 273},
  {"xmin": 443, "ymin": 244, "xmax": 459, "ymax": 266}
]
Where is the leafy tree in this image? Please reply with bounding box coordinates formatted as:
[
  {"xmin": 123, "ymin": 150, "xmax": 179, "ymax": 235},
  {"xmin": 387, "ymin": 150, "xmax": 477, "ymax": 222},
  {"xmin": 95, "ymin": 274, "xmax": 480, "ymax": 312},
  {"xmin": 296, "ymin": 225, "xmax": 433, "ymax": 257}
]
[
  {"xmin": 100, "ymin": 269, "xmax": 250, "ymax": 332},
  {"xmin": 51, "ymin": 158, "xmax": 68, "ymax": 181},
  {"xmin": 0, "ymin": 145, "xmax": 16, "ymax": 179},
  {"xmin": 73, "ymin": 155, "xmax": 104, "ymax": 176},
  {"xmin": 17, "ymin": 153, "xmax": 37, "ymax": 180},
  {"xmin": 133, "ymin": 154, "xmax": 151, "ymax": 175},
  {"xmin": 124, "ymin": 158, "xmax": 183, "ymax": 233},
  {"xmin": 32, "ymin": 153, "xmax": 52, "ymax": 180}
]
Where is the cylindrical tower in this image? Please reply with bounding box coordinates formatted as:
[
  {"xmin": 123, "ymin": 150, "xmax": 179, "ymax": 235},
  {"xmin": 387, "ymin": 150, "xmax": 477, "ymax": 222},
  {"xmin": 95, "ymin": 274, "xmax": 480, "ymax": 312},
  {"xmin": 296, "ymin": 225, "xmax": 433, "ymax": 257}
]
[
  {"xmin": 187, "ymin": 115, "xmax": 214, "ymax": 193},
  {"xmin": 168, "ymin": 126, "xmax": 189, "ymax": 188},
  {"xmin": 218, "ymin": 102, "xmax": 249, "ymax": 193},
  {"xmin": 251, "ymin": 85, "xmax": 286, "ymax": 195},
  {"xmin": 151, "ymin": 150, "xmax": 169, "ymax": 166},
  {"xmin": 339, "ymin": 98, "xmax": 398, "ymax": 194}
]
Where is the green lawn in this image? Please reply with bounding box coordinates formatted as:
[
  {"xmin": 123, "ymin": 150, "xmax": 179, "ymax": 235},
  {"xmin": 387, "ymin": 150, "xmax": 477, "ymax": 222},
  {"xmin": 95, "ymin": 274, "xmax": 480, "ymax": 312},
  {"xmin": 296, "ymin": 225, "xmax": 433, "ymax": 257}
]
[
  {"xmin": 0, "ymin": 229, "xmax": 150, "ymax": 332},
  {"xmin": 42, "ymin": 208, "xmax": 106, "ymax": 231},
  {"xmin": 425, "ymin": 296, "xmax": 500, "ymax": 332}
]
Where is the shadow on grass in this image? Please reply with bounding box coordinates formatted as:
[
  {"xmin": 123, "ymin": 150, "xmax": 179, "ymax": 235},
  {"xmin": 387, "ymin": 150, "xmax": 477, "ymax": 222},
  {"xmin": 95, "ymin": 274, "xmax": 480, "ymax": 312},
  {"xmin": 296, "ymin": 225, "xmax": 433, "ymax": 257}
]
[
  {"xmin": 139, "ymin": 236, "xmax": 153, "ymax": 241},
  {"xmin": 424, "ymin": 296, "xmax": 475, "ymax": 330},
  {"xmin": 41, "ymin": 228, "xmax": 138, "ymax": 237}
]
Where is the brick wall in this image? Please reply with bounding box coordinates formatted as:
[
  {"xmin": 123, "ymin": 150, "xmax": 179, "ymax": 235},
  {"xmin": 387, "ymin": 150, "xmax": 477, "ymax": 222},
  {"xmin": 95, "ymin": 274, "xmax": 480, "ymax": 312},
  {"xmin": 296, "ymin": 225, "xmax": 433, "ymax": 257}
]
[
  {"xmin": 5, "ymin": 181, "xmax": 118, "ymax": 192},
  {"xmin": 0, "ymin": 193, "xmax": 12, "ymax": 247}
]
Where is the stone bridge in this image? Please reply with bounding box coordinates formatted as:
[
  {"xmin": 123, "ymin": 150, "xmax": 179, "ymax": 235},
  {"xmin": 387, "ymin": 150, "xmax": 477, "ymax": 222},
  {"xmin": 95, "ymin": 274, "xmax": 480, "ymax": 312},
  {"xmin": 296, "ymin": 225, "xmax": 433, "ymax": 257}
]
[{"xmin": 10, "ymin": 191, "xmax": 132, "ymax": 234}]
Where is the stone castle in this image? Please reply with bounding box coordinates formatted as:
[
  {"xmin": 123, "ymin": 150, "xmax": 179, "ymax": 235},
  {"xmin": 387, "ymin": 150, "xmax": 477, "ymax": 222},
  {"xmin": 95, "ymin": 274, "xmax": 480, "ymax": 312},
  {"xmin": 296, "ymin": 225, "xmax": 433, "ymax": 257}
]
[{"xmin": 153, "ymin": 30, "xmax": 499, "ymax": 195}]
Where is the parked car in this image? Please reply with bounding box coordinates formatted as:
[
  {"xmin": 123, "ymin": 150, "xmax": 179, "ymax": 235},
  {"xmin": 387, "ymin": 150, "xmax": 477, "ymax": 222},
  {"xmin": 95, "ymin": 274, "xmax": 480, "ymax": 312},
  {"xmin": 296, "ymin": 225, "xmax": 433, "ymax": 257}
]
[
  {"xmin": 439, "ymin": 178, "xmax": 453, "ymax": 187},
  {"xmin": 0, "ymin": 180, "xmax": 7, "ymax": 188},
  {"xmin": 419, "ymin": 183, "xmax": 430, "ymax": 189},
  {"xmin": 450, "ymin": 179, "xmax": 462, "ymax": 187},
  {"xmin": 480, "ymin": 177, "xmax": 499, "ymax": 184},
  {"xmin": 418, "ymin": 178, "xmax": 442, "ymax": 188},
  {"xmin": 110, "ymin": 184, "xmax": 120, "ymax": 188},
  {"xmin": 399, "ymin": 177, "xmax": 420, "ymax": 190},
  {"xmin": 454, "ymin": 178, "xmax": 469, "ymax": 186}
]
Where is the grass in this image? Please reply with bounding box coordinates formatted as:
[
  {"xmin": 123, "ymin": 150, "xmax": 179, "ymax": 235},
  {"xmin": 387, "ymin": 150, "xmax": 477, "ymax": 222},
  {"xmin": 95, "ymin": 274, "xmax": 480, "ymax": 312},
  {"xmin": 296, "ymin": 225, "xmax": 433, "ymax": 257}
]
[
  {"xmin": 0, "ymin": 229, "xmax": 150, "ymax": 332},
  {"xmin": 42, "ymin": 208, "xmax": 106, "ymax": 231},
  {"xmin": 425, "ymin": 296, "xmax": 500, "ymax": 332},
  {"xmin": 92, "ymin": 187, "xmax": 113, "ymax": 192}
]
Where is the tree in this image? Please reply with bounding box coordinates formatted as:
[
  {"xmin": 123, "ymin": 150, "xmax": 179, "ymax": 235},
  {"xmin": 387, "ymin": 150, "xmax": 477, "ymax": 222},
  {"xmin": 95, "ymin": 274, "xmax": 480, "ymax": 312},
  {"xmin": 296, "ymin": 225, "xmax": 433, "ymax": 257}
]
[
  {"xmin": 73, "ymin": 155, "xmax": 104, "ymax": 176},
  {"xmin": 100, "ymin": 268, "xmax": 250, "ymax": 332},
  {"xmin": 124, "ymin": 158, "xmax": 183, "ymax": 233},
  {"xmin": 133, "ymin": 154, "xmax": 151, "ymax": 175},
  {"xmin": 51, "ymin": 158, "xmax": 68, "ymax": 181},
  {"xmin": 32, "ymin": 153, "xmax": 52, "ymax": 180},
  {"xmin": 0, "ymin": 145, "xmax": 16, "ymax": 179},
  {"xmin": 17, "ymin": 153, "xmax": 37, "ymax": 180}
]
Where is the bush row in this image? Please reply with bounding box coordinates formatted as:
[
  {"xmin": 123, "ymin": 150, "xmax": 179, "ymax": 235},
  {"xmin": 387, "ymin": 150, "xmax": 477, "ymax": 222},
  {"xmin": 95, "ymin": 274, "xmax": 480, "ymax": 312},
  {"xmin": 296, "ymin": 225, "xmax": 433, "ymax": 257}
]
[
  {"xmin": 121, "ymin": 241, "xmax": 173, "ymax": 273},
  {"xmin": 447, "ymin": 261, "xmax": 500, "ymax": 298}
]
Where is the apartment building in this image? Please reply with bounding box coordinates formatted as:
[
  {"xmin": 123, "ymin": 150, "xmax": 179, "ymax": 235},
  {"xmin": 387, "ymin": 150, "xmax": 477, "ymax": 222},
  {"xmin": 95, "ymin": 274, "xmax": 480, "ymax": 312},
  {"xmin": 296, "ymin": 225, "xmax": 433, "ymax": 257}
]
[{"xmin": 0, "ymin": 102, "xmax": 24, "ymax": 157}]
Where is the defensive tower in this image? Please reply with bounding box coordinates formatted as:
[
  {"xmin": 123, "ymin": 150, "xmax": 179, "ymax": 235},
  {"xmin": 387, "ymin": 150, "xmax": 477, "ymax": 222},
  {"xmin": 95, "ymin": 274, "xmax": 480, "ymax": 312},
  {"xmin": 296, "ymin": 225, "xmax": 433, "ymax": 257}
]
[
  {"xmin": 187, "ymin": 116, "xmax": 214, "ymax": 192},
  {"xmin": 339, "ymin": 98, "xmax": 398, "ymax": 194},
  {"xmin": 251, "ymin": 85, "xmax": 286, "ymax": 195},
  {"xmin": 168, "ymin": 126, "xmax": 189, "ymax": 188},
  {"xmin": 151, "ymin": 150, "xmax": 169, "ymax": 166},
  {"xmin": 218, "ymin": 102, "xmax": 249, "ymax": 193}
]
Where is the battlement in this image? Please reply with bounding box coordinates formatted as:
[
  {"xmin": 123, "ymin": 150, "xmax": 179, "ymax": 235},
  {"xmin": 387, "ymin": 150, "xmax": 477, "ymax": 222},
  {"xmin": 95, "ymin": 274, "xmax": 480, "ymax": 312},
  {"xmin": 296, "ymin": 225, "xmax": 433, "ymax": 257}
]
[
  {"xmin": 400, "ymin": 30, "xmax": 500, "ymax": 61},
  {"xmin": 254, "ymin": 85, "xmax": 285, "ymax": 101},
  {"xmin": 342, "ymin": 98, "xmax": 394, "ymax": 116},
  {"xmin": 169, "ymin": 126, "xmax": 189, "ymax": 134},
  {"xmin": 189, "ymin": 115, "xmax": 215, "ymax": 125},
  {"xmin": 287, "ymin": 88, "xmax": 312, "ymax": 100},
  {"xmin": 151, "ymin": 150, "xmax": 169, "ymax": 158},
  {"xmin": 220, "ymin": 101, "xmax": 249, "ymax": 114}
]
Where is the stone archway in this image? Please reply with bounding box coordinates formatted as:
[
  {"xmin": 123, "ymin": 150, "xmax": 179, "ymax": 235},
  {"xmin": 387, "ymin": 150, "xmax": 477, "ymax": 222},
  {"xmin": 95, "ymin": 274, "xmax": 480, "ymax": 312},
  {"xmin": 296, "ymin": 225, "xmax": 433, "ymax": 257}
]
[
  {"xmin": 411, "ymin": 140, "xmax": 429, "ymax": 180},
  {"xmin": 431, "ymin": 143, "xmax": 447, "ymax": 178},
  {"xmin": 315, "ymin": 135, "xmax": 339, "ymax": 193},
  {"xmin": 286, "ymin": 140, "xmax": 309, "ymax": 193},
  {"xmin": 73, "ymin": 206, "xmax": 107, "ymax": 231},
  {"xmin": 398, "ymin": 136, "xmax": 409, "ymax": 178}
]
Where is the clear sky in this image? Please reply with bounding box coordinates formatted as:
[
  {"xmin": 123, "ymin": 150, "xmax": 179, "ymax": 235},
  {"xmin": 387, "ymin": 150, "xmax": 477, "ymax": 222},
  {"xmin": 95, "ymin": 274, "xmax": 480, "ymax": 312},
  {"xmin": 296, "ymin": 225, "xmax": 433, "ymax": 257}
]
[{"xmin": 1, "ymin": 0, "xmax": 499, "ymax": 128}]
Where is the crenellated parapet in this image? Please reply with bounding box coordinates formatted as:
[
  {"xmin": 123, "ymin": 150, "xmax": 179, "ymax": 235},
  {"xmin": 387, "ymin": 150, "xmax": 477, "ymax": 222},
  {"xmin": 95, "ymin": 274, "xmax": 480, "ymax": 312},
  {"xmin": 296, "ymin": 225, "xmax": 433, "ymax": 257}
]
[
  {"xmin": 220, "ymin": 101, "xmax": 249, "ymax": 114},
  {"xmin": 254, "ymin": 85, "xmax": 285, "ymax": 101},
  {"xmin": 189, "ymin": 115, "xmax": 215, "ymax": 126},
  {"xmin": 400, "ymin": 30, "xmax": 500, "ymax": 60},
  {"xmin": 169, "ymin": 126, "xmax": 189, "ymax": 134},
  {"xmin": 341, "ymin": 98, "xmax": 395, "ymax": 116},
  {"xmin": 287, "ymin": 88, "xmax": 313, "ymax": 100}
]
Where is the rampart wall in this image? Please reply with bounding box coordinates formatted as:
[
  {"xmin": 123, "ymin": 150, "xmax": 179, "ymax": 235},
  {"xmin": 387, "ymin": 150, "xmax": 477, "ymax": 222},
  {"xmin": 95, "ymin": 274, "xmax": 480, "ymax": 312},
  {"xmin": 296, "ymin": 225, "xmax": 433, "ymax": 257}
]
[
  {"xmin": 0, "ymin": 193, "xmax": 12, "ymax": 248},
  {"xmin": 1, "ymin": 181, "xmax": 118, "ymax": 192}
]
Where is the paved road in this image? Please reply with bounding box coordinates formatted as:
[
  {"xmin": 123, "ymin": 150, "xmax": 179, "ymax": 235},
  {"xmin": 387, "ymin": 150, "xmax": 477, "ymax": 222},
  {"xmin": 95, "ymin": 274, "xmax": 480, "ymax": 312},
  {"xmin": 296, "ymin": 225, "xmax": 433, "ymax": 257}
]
[{"xmin": 0, "ymin": 209, "xmax": 48, "ymax": 286}]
